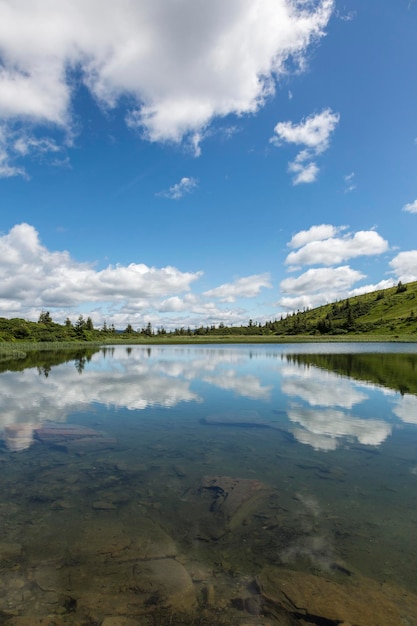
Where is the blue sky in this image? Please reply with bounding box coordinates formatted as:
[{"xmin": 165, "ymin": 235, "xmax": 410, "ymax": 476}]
[{"xmin": 1, "ymin": 0, "xmax": 417, "ymax": 330}]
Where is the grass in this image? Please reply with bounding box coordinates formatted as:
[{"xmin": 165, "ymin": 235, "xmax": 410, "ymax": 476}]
[{"xmin": 100, "ymin": 333, "xmax": 417, "ymax": 344}]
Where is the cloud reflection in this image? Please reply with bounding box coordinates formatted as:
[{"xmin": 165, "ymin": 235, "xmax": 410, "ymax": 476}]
[
  {"xmin": 0, "ymin": 346, "xmax": 269, "ymax": 450},
  {"xmin": 202, "ymin": 370, "xmax": 272, "ymax": 400},
  {"xmin": 287, "ymin": 405, "xmax": 391, "ymax": 451},
  {"xmin": 392, "ymin": 394, "xmax": 417, "ymax": 424},
  {"xmin": 281, "ymin": 363, "xmax": 368, "ymax": 408}
]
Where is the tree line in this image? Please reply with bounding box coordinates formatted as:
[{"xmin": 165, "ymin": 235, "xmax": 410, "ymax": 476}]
[{"xmin": 0, "ymin": 281, "xmax": 416, "ymax": 342}]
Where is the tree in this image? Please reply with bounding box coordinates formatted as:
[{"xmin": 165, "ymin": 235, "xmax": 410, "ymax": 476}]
[
  {"xmin": 38, "ymin": 311, "xmax": 52, "ymax": 324},
  {"xmin": 74, "ymin": 314, "xmax": 86, "ymax": 337},
  {"xmin": 125, "ymin": 323, "xmax": 134, "ymax": 334},
  {"xmin": 85, "ymin": 317, "xmax": 94, "ymax": 331}
]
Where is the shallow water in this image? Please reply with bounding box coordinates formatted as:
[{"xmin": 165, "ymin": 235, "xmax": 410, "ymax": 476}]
[{"xmin": 1, "ymin": 343, "xmax": 417, "ymax": 624}]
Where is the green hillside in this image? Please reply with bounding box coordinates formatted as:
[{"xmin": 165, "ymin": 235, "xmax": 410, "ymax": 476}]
[{"xmin": 268, "ymin": 280, "xmax": 417, "ymax": 337}]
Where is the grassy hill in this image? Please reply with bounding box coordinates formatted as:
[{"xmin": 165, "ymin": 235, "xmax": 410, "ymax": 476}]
[{"xmin": 269, "ymin": 280, "xmax": 417, "ymax": 338}]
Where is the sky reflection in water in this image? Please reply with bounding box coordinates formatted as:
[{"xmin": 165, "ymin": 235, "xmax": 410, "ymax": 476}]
[{"xmin": 1, "ymin": 343, "xmax": 416, "ymax": 452}]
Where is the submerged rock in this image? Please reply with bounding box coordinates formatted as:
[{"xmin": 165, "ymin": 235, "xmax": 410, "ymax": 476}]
[
  {"xmin": 34, "ymin": 424, "xmax": 101, "ymax": 442},
  {"xmin": 203, "ymin": 410, "xmax": 289, "ymax": 432},
  {"xmin": 133, "ymin": 558, "xmax": 196, "ymax": 612},
  {"xmin": 199, "ymin": 475, "xmax": 268, "ymax": 529},
  {"xmin": 256, "ymin": 566, "xmax": 417, "ymax": 626},
  {"xmin": 33, "ymin": 423, "xmax": 118, "ymax": 453},
  {"xmin": 182, "ymin": 474, "xmax": 271, "ymax": 541}
]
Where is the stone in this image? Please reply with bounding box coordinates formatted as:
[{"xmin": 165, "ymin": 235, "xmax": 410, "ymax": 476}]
[
  {"xmin": 199, "ymin": 475, "xmax": 268, "ymax": 530},
  {"xmin": 133, "ymin": 558, "xmax": 196, "ymax": 612},
  {"xmin": 256, "ymin": 567, "xmax": 417, "ymax": 626},
  {"xmin": 34, "ymin": 424, "xmax": 102, "ymax": 443},
  {"xmin": 71, "ymin": 517, "xmax": 177, "ymax": 565}
]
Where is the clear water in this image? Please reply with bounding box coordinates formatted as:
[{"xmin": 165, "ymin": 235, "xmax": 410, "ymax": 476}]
[{"xmin": 1, "ymin": 343, "xmax": 417, "ymax": 624}]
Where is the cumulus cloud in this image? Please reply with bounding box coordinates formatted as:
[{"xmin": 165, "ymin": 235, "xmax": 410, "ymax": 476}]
[
  {"xmin": 0, "ymin": 0, "xmax": 334, "ymax": 175},
  {"xmin": 271, "ymin": 108, "xmax": 340, "ymax": 152},
  {"xmin": 157, "ymin": 176, "xmax": 198, "ymax": 199},
  {"xmin": 271, "ymin": 108, "xmax": 340, "ymax": 184},
  {"xmin": 0, "ymin": 223, "xmax": 201, "ymax": 317},
  {"xmin": 281, "ymin": 265, "xmax": 365, "ymax": 296},
  {"xmin": 277, "ymin": 225, "xmax": 392, "ymax": 311},
  {"xmin": 288, "ymin": 157, "xmax": 319, "ymax": 184},
  {"xmin": 402, "ymin": 199, "xmax": 417, "ymax": 214},
  {"xmin": 203, "ymin": 273, "xmax": 272, "ymax": 302},
  {"xmin": 285, "ymin": 229, "xmax": 389, "ymax": 267},
  {"xmin": 389, "ymin": 250, "xmax": 417, "ymax": 283},
  {"xmin": 348, "ymin": 279, "xmax": 395, "ymax": 297},
  {"xmin": 288, "ymin": 224, "xmax": 343, "ymax": 249}
]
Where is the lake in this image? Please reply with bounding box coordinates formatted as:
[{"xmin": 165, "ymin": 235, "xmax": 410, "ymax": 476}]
[{"xmin": 1, "ymin": 343, "xmax": 417, "ymax": 625}]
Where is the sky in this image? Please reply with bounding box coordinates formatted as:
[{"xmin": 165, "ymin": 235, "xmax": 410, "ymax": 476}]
[{"xmin": 0, "ymin": 0, "xmax": 417, "ymax": 331}]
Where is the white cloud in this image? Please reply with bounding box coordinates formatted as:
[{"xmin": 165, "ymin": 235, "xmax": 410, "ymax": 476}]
[
  {"xmin": 285, "ymin": 229, "xmax": 389, "ymax": 267},
  {"xmin": 288, "ymin": 159, "xmax": 319, "ymax": 184},
  {"xmin": 203, "ymin": 273, "xmax": 272, "ymax": 302},
  {"xmin": 0, "ymin": 225, "xmax": 261, "ymax": 329},
  {"xmin": 281, "ymin": 265, "xmax": 365, "ymax": 296},
  {"xmin": 288, "ymin": 224, "xmax": 343, "ymax": 249},
  {"xmin": 336, "ymin": 9, "xmax": 356, "ymax": 22},
  {"xmin": 271, "ymin": 108, "xmax": 340, "ymax": 184},
  {"xmin": 278, "ymin": 274, "xmax": 397, "ymax": 312},
  {"xmin": 402, "ymin": 199, "xmax": 417, "ymax": 214},
  {"xmin": 348, "ymin": 279, "xmax": 395, "ymax": 297},
  {"xmin": 344, "ymin": 171, "xmax": 356, "ymax": 193},
  {"xmin": 277, "ymin": 225, "xmax": 392, "ymax": 311},
  {"xmin": 271, "ymin": 108, "xmax": 340, "ymax": 152},
  {"xmin": 389, "ymin": 250, "xmax": 417, "ymax": 283},
  {"xmin": 158, "ymin": 176, "xmax": 198, "ymax": 199},
  {"xmin": 0, "ymin": 125, "xmax": 27, "ymax": 177},
  {"xmin": 0, "ymin": 0, "xmax": 334, "ymax": 175},
  {"xmin": 0, "ymin": 223, "xmax": 202, "ymax": 317}
]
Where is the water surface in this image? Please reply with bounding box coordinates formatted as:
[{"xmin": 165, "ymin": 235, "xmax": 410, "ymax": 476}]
[{"xmin": 1, "ymin": 343, "xmax": 417, "ymax": 624}]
